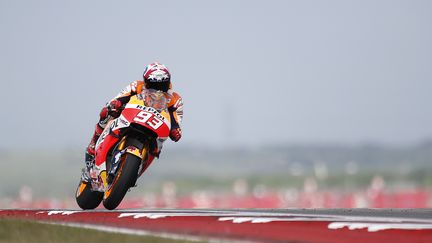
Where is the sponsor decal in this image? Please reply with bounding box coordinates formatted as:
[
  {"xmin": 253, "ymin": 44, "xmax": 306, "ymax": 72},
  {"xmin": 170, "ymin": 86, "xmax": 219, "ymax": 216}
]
[
  {"xmin": 132, "ymin": 105, "xmax": 165, "ymax": 121},
  {"xmin": 119, "ymin": 117, "xmax": 129, "ymax": 126},
  {"xmin": 110, "ymin": 119, "xmax": 119, "ymax": 130}
]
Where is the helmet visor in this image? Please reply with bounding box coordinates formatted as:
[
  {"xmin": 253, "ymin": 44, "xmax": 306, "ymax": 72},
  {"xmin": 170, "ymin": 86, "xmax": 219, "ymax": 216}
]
[{"xmin": 145, "ymin": 80, "xmax": 170, "ymax": 92}]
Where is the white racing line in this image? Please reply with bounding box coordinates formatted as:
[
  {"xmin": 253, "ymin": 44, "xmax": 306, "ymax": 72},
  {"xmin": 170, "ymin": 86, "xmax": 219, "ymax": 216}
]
[
  {"xmin": 115, "ymin": 209, "xmax": 432, "ymax": 222},
  {"xmin": 328, "ymin": 222, "xmax": 432, "ymax": 232},
  {"xmin": 217, "ymin": 217, "xmax": 432, "ymax": 232},
  {"xmin": 38, "ymin": 210, "xmax": 432, "ymax": 233},
  {"xmin": 45, "ymin": 210, "xmax": 80, "ymax": 216},
  {"xmin": 117, "ymin": 211, "xmax": 432, "ymax": 232}
]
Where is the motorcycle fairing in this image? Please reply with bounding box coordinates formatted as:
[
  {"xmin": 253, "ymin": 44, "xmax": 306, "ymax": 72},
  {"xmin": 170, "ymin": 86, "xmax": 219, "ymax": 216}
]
[
  {"xmin": 122, "ymin": 96, "xmax": 171, "ymax": 139},
  {"xmin": 92, "ymin": 94, "xmax": 172, "ymax": 191}
]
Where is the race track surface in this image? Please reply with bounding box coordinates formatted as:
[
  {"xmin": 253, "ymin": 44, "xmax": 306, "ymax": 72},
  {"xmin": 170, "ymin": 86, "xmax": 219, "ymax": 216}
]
[{"xmin": 1, "ymin": 208, "xmax": 432, "ymax": 242}]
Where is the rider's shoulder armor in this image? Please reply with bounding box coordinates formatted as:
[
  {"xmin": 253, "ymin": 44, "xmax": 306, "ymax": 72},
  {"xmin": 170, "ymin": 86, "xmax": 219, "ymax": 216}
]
[
  {"xmin": 167, "ymin": 91, "xmax": 182, "ymax": 110},
  {"xmin": 132, "ymin": 80, "xmax": 145, "ymax": 94},
  {"xmin": 115, "ymin": 80, "xmax": 144, "ymax": 99}
]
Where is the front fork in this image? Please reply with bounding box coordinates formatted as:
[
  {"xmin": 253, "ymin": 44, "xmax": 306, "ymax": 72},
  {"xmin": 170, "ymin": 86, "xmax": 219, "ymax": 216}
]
[{"xmin": 95, "ymin": 136, "xmax": 149, "ymax": 192}]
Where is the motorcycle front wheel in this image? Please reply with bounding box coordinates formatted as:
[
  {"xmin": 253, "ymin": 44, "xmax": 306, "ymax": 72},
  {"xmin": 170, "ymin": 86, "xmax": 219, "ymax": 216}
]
[{"xmin": 102, "ymin": 151, "xmax": 141, "ymax": 210}]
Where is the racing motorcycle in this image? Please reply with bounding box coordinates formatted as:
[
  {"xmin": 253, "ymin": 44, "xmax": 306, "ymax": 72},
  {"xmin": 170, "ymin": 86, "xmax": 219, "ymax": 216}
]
[{"xmin": 75, "ymin": 89, "xmax": 172, "ymax": 210}]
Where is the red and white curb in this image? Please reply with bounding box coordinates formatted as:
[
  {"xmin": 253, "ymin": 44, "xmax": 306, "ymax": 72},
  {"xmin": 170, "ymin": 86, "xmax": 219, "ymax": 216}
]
[{"xmin": 2, "ymin": 209, "xmax": 432, "ymax": 243}]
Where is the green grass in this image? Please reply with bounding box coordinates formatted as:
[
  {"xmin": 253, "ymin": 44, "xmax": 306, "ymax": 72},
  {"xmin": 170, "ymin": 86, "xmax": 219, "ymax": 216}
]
[{"xmin": 0, "ymin": 219, "xmax": 204, "ymax": 243}]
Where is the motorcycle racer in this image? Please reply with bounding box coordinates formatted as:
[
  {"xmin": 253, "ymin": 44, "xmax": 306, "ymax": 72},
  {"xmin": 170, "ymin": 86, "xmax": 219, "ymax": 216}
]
[{"xmin": 82, "ymin": 62, "xmax": 183, "ymax": 181}]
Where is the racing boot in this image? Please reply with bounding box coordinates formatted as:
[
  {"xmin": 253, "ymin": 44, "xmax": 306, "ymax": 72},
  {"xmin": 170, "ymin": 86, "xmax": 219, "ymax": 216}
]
[
  {"xmin": 81, "ymin": 152, "xmax": 94, "ymax": 182},
  {"xmin": 81, "ymin": 124, "xmax": 103, "ymax": 182}
]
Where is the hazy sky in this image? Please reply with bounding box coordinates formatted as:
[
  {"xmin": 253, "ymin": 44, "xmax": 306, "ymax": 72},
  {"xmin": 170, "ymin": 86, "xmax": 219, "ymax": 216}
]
[{"xmin": 1, "ymin": 0, "xmax": 431, "ymax": 149}]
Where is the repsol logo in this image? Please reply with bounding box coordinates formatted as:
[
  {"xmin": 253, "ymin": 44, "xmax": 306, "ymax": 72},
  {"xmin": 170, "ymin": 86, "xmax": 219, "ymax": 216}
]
[{"xmin": 136, "ymin": 106, "xmax": 165, "ymax": 121}]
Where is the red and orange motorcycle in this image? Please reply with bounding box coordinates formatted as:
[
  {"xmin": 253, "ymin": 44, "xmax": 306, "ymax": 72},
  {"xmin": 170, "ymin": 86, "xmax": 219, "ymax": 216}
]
[{"xmin": 76, "ymin": 89, "xmax": 172, "ymax": 210}]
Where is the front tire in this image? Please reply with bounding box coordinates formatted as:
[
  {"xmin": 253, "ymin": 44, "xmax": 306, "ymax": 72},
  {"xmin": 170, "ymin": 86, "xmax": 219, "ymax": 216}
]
[
  {"xmin": 102, "ymin": 152, "xmax": 141, "ymax": 210},
  {"xmin": 75, "ymin": 181, "xmax": 103, "ymax": 210}
]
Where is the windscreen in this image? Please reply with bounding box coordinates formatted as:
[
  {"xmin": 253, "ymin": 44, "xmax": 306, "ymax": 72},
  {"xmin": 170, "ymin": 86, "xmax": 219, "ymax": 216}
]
[{"xmin": 140, "ymin": 89, "xmax": 170, "ymax": 111}]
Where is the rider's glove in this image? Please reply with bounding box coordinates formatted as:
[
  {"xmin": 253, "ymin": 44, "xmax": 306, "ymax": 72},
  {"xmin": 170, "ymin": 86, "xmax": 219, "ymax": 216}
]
[
  {"xmin": 107, "ymin": 100, "xmax": 123, "ymax": 117},
  {"xmin": 169, "ymin": 127, "xmax": 182, "ymax": 142}
]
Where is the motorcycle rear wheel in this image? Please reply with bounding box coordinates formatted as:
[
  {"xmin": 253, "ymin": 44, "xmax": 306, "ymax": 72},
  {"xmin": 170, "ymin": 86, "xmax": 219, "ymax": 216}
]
[
  {"xmin": 102, "ymin": 152, "xmax": 141, "ymax": 210},
  {"xmin": 75, "ymin": 181, "xmax": 103, "ymax": 210}
]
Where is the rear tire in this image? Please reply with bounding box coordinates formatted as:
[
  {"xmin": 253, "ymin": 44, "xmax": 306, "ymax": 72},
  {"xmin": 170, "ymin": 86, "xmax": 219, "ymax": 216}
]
[
  {"xmin": 102, "ymin": 153, "xmax": 141, "ymax": 210},
  {"xmin": 75, "ymin": 181, "xmax": 103, "ymax": 210}
]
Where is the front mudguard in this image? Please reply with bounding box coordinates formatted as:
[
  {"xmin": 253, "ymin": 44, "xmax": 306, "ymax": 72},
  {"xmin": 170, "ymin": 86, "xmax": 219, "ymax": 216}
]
[
  {"xmin": 125, "ymin": 146, "xmax": 146, "ymax": 160},
  {"xmin": 108, "ymin": 142, "xmax": 147, "ymax": 182},
  {"xmin": 108, "ymin": 145, "xmax": 146, "ymax": 177}
]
